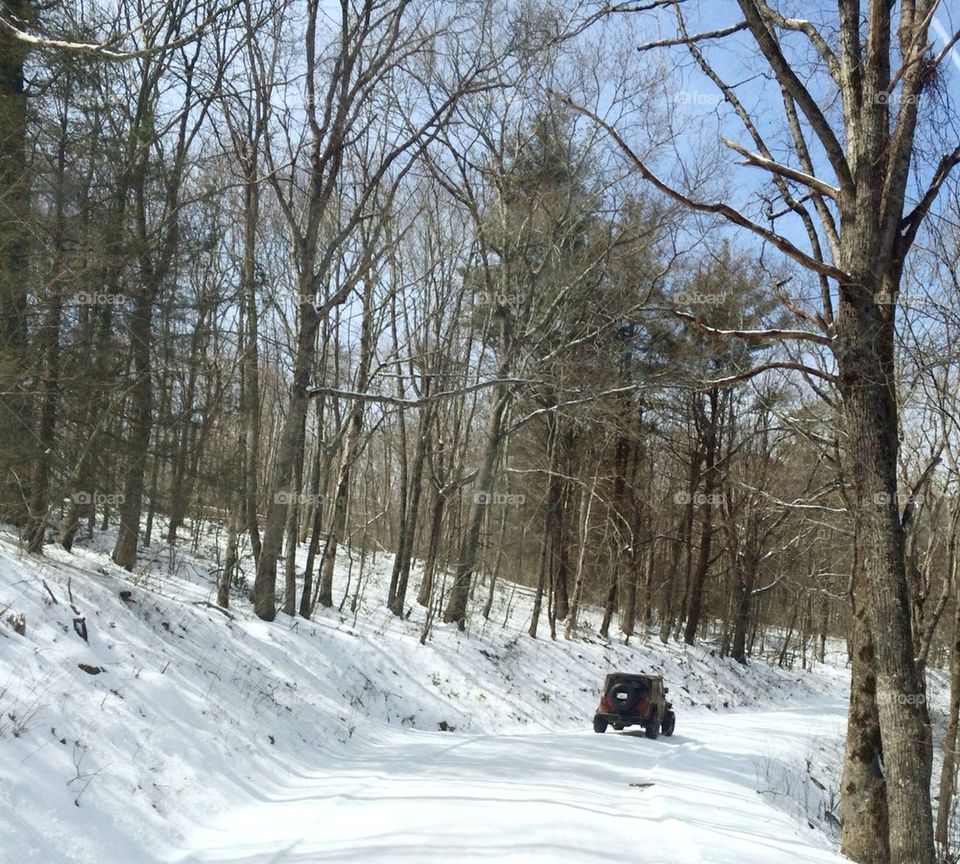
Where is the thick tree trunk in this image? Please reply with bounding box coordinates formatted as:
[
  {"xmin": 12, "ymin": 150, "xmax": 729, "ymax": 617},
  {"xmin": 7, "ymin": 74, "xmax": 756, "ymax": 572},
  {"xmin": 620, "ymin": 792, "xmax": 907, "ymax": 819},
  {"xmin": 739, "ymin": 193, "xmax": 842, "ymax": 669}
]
[
  {"xmin": 282, "ymin": 422, "xmax": 307, "ymax": 616},
  {"xmin": 25, "ymin": 120, "xmax": 69, "ymax": 552},
  {"xmin": 841, "ymin": 531, "xmax": 889, "ymax": 864},
  {"xmin": 836, "ymin": 277, "xmax": 934, "ymax": 863},
  {"xmin": 0, "ymin": 0, "xmax": 32, "ymax": 525},
  {"xmin": 219, "ymin": 509, "xmax": 241, "ymax": 609}
]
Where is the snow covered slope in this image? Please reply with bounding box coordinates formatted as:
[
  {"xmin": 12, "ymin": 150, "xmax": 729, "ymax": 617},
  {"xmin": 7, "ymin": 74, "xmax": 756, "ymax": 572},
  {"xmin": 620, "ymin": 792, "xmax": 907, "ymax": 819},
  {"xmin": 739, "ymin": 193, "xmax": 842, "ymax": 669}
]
[{"xmin": 0, "ymin": 525, "xmax": 850, "ymax": 863}]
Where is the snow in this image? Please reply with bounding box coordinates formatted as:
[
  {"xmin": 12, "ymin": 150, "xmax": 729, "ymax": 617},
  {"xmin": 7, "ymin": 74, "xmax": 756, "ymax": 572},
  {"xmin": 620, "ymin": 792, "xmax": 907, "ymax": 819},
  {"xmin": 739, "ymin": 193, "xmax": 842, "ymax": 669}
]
[
  {"xmin": 0, "ymin": 521, "xmax": 855, "ymax": 863},
  {"xmin": 177, "ymin": 707, "xmax": 848, "ymax": 864}
]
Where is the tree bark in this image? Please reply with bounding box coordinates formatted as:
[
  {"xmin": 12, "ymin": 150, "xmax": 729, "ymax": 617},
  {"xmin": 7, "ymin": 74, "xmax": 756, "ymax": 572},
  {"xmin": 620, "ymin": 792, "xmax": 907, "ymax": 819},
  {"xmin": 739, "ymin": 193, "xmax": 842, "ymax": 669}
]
[
  {"xmin": 684, "ymin": 388, "xmax": 719, "ymax": 645},
  {"xmin": 0, "ymin": 0, "xmax": 33, "ymax": 525},
  {"xmin": 388, "ymin": 381, "xmax": 433, "ymax": 616},
  {"xmin": 836, "ymin": 280, "xmax": 934, "ymax": 863},
  {"xmin": 442, "ymin": 380, "xmax": 511, "ymax": 627},
  {"xmin": 840, "ymin": 531, "xmax": 889, "ymax": 864}
]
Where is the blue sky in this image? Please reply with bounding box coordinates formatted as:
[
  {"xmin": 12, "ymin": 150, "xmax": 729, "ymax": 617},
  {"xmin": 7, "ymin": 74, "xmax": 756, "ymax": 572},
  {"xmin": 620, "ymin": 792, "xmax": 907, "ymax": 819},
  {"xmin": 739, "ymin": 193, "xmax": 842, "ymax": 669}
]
[{"xmin": 604, "ymin": 2, "xmax": 960, "ymax": 301}]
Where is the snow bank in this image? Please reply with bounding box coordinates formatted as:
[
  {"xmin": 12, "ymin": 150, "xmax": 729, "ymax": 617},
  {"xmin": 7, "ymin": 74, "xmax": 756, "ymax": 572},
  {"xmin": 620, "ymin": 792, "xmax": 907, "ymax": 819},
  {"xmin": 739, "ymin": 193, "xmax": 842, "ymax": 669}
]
[{"xmin": 0, "ymin": 524, "xmax": 850, "ymax": 863}]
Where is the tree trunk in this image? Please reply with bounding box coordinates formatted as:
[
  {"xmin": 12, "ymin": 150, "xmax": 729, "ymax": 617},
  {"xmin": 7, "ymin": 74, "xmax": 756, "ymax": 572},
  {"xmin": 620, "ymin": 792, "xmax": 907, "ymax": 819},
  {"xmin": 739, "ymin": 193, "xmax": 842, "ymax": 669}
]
[
  {"xmin": 112, "ymin": 291, "xmax": 154, "ymax": 570},
  {"xmin": 565, "ymin": 474, "xmax": 597, "ymax": 638},
  {"xmin": 483, "ymin": 505, "xmax": 508, "ymax": 620},
  {"xmin": 388, "ymin": 388, "xmax": 433, "ymax": 616},
  {"xmin": 841, "ymin": 532, "xmax": 889, "ymax": 864},
  {"xmin": 661, "ymin": 458, "xmax": 697, "ymax": 644},
  {"xmin": 299, "ymin": 402, "xmax": 329, "ymax": 618},
  {"xmin": 684, "ymin": 388, "xmax": 719, "ymax": 645},
  {"xmin": 240, "ymin": 178, "xmax": 262, "ymax": 562},
  {"xmin": 417, "ymin": 484, "xmax": 446, "ymax": 607},
  {"xmin": 837, "ymin": 278, "xmax": 934, "ymax": 863},
  {"xmin": 545, "ymin": 428, "xmax": 571, "ymax": 622},
  {"xmin": 731, "ymin": 552, "xmax": 758, "ymax": 664},
  {"xmin": 25, "ymin": 110, "xmax": 69, "ymax": 552},
  {"xmin": 315, "ymin": 284, "xmax": 376, "ymax": 610},
  {"xmin": 528, "ymin": 526, "xmax": 549, "ymax": 638},
  {"xmin": 0, "ymin": 0, "xmax": 33, "ymax": 526},
  {"xmin": 282, "ymin": 418, "xmax": 307, "ymax": 616},
  {"xmin": 254, "ymin": 294, "xmax": 319, "ymax": 619},
  {"xmin": 442, "ymin": 381, "xmax": 511, "ymax": 627},
  {"xmin": 937, "ymin": 582, "xmax": 960, "ymax": 851}
]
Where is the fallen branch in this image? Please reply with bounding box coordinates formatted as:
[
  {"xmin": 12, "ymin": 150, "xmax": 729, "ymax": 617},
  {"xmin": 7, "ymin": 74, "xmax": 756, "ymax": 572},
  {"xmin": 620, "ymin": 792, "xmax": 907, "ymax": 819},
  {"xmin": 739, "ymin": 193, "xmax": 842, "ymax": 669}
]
[{"xmin": 192, "ymin": 600, "xmax": 235, "ymax": 620}]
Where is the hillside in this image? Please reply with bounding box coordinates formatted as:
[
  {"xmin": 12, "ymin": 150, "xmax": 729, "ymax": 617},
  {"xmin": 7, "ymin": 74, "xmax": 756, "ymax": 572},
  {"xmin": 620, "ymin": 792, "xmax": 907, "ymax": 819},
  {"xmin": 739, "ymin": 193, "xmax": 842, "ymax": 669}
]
[{"xmin": 1, "ymin": 524, "xmax": 851, "ymax": 863}]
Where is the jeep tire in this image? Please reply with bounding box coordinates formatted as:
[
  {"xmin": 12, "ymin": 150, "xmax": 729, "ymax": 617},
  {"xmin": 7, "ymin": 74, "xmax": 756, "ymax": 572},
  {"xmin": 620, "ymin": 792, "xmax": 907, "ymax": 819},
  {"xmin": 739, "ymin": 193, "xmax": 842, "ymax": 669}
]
[
  {"xmin": 593, "ymin": 716, "xmax": 608, "ymax": 734},
  {"xmin": 645, "ymin": 709, "xmax": 659, "ymax": 739},
  {"xmin": 662, "ymin": 710, "xmax": 676, "ymax": 737}
]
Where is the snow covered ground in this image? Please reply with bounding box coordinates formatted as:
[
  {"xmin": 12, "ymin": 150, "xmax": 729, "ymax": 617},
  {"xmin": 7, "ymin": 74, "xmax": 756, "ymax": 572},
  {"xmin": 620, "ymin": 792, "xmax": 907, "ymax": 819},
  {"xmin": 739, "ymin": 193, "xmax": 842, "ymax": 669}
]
[
  {"xmin": 176, "ymin": 706, "xmax": 848, "ymax": 864},
  {"xmin": 0, "ymin": 522, "xmax": 854, "ymax": 863}
]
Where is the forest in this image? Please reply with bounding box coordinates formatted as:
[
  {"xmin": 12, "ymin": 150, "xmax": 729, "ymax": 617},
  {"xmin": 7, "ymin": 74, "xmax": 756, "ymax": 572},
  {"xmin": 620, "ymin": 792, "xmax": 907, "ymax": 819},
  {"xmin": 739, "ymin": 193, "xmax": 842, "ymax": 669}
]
[{"xmin": 3, "ymin": 2, "xmax": 960, "ymax": 862}]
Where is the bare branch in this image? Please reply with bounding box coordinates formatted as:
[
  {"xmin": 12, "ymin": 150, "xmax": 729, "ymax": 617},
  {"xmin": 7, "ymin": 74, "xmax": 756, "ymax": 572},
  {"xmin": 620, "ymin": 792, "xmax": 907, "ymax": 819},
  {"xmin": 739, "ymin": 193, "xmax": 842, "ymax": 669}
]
[
  {"xmin": 674, "ymin": 311, "xmax": 834, "ymax": 346},
  {"xmin": 735, "ymin": 0, "xmax": 853, "ymax": 196},
  {"xmin": 554, "ymin": 93, "xmax": 849, "ymax": 283},
  {"xmin": 0, "ymin": 9, "xmax": 213, "ymax": 60},
  {"xmin": 930, "ymin": 27, "xmax": 960, "ymax": 72},
  {"xmin": 637, "ymin": 21, "xmax": 749, "ymax": 51},
  {"xmin": 307, "ymin": 378, "xmax": 537, "ymax": 407},
  {"xmin": 753, "ymin": 2, "xmax": 841, "ymax": 84},
  {"xmin": 705, "ymin": 362, "xmax": 838, "ymax": 389},
  {"xmin": 721, "ymin": 137, "xmax": 840, "ymax": 200},
  {"xmin": 901, "ymin": 144, "xmax": 960, "ymax": 254}
]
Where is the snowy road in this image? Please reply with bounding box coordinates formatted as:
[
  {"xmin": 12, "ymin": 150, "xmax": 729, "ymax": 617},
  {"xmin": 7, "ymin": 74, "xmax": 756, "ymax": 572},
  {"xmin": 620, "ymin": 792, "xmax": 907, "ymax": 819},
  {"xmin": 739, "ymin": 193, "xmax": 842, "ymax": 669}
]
[{"xmin": 172, "ymin": 702, "xmax": 848, "ymax": 864}]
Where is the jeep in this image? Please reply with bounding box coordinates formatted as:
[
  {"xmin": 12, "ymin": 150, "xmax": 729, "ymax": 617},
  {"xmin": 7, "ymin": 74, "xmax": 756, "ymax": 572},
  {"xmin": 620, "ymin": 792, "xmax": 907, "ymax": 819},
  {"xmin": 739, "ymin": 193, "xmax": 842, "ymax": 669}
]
[{"xmin": 593, "ymin": 673, "xmax": 676, "ymax": 738}]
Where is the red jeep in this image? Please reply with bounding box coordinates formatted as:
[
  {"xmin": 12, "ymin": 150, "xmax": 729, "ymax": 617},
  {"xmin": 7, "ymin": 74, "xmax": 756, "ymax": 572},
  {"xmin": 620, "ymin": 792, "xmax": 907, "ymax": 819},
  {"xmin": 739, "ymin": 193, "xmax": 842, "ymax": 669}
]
[{"xmin": 593, "ymin": 673, "xmax": 676, "ymax": 738}]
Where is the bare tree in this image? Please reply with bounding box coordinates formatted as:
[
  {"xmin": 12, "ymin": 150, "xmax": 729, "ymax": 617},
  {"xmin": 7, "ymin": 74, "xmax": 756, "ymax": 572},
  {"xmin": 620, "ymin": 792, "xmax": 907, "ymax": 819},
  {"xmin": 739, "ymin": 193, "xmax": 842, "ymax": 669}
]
[{"xmin": 566, "ymin": 3, "xmax": 960, "ymax": 860}]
